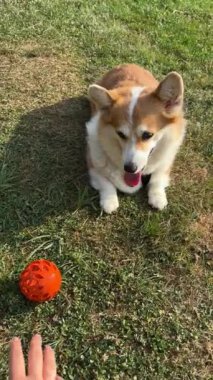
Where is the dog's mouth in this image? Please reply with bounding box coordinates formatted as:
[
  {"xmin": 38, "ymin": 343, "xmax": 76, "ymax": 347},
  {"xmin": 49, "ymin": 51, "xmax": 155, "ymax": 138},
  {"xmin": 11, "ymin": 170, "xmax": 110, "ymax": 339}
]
[{"xmin": 124, "ymin": 171, "xmax": 142, "ymax": 187}]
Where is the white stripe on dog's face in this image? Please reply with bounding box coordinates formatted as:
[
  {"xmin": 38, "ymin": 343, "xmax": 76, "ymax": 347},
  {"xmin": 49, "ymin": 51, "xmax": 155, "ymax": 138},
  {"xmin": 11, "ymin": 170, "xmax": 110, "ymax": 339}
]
[
  {"xmin": 123, "ymin": 136, "xmax": 151, "ymax": 172},
  {"xmin": 122, "ymin": 88, "xmax": 153, "ymax": 172},
  {"xmin": 128, "ymin": 87, "xmax": 145, "ymax": 123}
]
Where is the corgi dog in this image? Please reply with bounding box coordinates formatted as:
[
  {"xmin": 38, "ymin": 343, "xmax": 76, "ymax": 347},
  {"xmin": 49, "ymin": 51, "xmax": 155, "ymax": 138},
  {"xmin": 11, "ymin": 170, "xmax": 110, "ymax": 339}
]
[{"xmin": 86, "ymin": 64, "xmax": 186, "ymax": 213}]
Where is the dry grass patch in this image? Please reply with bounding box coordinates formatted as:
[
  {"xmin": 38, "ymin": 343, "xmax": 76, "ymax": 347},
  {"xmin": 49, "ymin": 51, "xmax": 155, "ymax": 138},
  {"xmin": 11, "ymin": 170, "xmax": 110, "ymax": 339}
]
[
  {"xmin": 0, "ymin": 42, "xmax": 85, "ymax": 114},
  {"xmin": 191, "ymin": 213, "xmax": 213, "ymax": 255}
]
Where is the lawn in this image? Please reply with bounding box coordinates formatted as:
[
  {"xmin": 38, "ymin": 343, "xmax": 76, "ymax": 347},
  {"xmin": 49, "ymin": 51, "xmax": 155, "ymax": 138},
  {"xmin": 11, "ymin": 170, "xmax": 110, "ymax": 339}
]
[{"xmin": 0, "ymin": 0, "xmax": 212, "ymax": 379}]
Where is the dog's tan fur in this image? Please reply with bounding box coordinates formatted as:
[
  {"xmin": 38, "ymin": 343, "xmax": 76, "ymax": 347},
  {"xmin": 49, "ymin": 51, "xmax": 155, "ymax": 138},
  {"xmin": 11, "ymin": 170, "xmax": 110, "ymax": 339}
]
[{"xmin": 86, "ymin": 64, "xmax": 186, "ymax": 213}]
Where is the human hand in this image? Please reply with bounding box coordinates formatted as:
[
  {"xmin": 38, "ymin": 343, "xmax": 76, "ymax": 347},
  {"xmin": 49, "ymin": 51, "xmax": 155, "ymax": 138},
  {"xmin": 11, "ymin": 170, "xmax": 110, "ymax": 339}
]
[{"xmin": 9, "ymin": 334, "xmax": 62, "ymax": 380}]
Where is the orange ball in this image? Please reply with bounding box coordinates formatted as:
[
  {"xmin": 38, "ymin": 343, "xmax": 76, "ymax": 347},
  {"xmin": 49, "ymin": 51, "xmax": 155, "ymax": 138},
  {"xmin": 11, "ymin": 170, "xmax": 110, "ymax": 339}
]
[{"xmin": 19, "ymin": 259, "xmax": 62, "ymax": 302}]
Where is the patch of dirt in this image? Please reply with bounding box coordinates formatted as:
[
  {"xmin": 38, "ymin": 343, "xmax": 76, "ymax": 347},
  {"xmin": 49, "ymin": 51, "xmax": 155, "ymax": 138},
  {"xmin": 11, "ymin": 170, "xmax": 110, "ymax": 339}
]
[
  {"xmin": 170, "ymin": 338, "xmax": 213, "ymax": 379},
  {"xmin": 191, "ymin": 213, "xmax": 213, "ymax": 255},
  {"xmin": 189, "ymin": 166, "xmax": 208, "ymax": 181},
  {"xmin": 173, "ymin": 157, "xmax": 208, "ymax": 184},
  {"xmin": 0, "ymin": 42, "xmax": 85, "ymax": 112}
]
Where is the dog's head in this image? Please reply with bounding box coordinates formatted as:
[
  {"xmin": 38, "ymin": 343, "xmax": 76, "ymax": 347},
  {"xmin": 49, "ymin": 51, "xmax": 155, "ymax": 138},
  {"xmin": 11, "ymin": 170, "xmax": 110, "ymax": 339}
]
[{"xmin": 88, "ymin": 72, "xmax": 184, "ymax": 174}]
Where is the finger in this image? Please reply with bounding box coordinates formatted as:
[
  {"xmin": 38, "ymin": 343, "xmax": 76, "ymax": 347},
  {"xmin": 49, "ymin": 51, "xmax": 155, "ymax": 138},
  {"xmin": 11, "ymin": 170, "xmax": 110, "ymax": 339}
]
[
  {"xmin": 43, "ymin": 345, "xmax": 57, "ymax": 379},
  {"xmin": 28, "ymin": 334, "xmax": 43, "ymax": 377},
  {"xmin": 9, "ymin": 337, "xmax": 26, "ymax": 380},
  {"xmin": 55, "ymin": 376, "xmax": 63, "ymax": 380}
]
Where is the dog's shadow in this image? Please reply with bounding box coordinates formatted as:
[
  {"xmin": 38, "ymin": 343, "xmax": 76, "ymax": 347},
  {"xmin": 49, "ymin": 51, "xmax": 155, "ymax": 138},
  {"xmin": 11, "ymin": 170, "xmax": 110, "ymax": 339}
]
[{"xmin": 1, "ymin": 96, "xmax": 93, "ymax": 233}]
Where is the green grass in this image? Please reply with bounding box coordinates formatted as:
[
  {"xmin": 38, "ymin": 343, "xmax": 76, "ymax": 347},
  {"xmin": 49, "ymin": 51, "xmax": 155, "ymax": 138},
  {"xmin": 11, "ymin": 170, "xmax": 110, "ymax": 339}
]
[{"xmin": 0, "ymin": 0, "xmax": 212, "ymax": 379}]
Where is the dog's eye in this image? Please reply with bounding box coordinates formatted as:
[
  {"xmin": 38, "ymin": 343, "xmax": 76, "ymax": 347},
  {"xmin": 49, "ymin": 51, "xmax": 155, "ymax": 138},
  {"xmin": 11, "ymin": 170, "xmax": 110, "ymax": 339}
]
[
  {"xmin": 117, "ymin": 131, "xmax": 127, "ymax": 140},
  {"xmin": 142, "ymin": 131, "xmax": 153, "ymax": 140}
]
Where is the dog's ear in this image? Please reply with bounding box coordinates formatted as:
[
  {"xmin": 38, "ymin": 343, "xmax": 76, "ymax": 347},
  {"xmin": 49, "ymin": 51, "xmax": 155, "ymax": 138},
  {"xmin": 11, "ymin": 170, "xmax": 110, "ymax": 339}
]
[
  {"xmin": 155, "ymin": 72, "xmax": 184, "ymax": 116},
  {"xmin": 88, "ymin": 84, "xmax": 114, "ymax": 110}
]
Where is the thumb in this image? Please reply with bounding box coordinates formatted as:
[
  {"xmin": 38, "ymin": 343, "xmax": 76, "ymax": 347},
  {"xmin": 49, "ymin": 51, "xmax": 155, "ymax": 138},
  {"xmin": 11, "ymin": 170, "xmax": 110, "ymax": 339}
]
[{"xmin": 56, "ymin": 376, "xmax": 63, "ymax": 380}]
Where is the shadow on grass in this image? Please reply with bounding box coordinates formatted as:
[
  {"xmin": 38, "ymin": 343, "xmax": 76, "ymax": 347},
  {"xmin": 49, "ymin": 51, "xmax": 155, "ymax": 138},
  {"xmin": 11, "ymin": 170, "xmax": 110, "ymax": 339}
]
[
  {"xmin": 0, "ymin": 278, "xmax": 36, "ymax": 319},
  {"xmin": 0, "ymin": 96, "xmax": 94, "ymax": 233}
]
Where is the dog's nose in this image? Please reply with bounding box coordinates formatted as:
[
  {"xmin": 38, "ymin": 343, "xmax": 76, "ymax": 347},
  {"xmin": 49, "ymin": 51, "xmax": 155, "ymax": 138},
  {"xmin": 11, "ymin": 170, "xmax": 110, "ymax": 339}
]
[{"xmin": 124, "ymin": 162, "xmax": 138, "ymax": 173}]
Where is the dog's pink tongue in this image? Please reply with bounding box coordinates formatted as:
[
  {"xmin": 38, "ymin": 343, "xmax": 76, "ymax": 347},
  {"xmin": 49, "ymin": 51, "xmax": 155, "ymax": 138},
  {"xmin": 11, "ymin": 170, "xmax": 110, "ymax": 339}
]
[{"xmin": 124, "ymin": 172, "xmax": 141, "ymax": 187}]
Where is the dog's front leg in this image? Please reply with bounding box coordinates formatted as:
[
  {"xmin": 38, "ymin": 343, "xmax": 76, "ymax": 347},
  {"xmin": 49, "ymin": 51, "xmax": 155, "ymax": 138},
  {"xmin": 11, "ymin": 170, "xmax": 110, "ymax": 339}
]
[
  {"xmin": 147, "ymin": 170, "xmax": 170, "ymax": 210},
  {"xmin": 89, "ymin": 169, "xmax": 119, "ymax": 214},
  {"xmin": 144, "ymin": 128, "xmax": 185, "ymax": 210}
]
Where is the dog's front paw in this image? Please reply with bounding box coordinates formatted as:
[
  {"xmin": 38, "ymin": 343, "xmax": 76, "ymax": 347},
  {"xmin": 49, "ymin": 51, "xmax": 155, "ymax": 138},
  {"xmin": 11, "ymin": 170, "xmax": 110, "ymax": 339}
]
[
  {"xmin": 100, "ymin": 196, "xmax": 119, "ymax": 214},
  {"xmin": 148, "ymin": 191, "xmax": 168, "ymax": 210}
]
